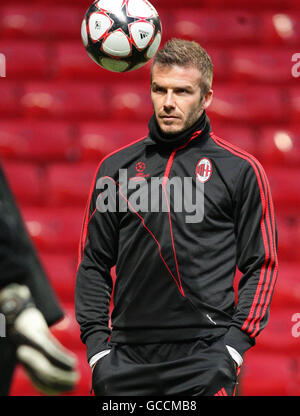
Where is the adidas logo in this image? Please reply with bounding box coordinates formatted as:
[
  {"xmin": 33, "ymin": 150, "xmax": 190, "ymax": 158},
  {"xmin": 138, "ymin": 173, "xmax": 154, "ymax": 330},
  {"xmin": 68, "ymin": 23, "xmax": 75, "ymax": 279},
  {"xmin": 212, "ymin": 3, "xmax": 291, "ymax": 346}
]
[
  {"xmin": 214, "ymin": 388, "xmax": 228, "ymax": 396},
  {"xmin": 95, "ymin": 21, "xmax": 101, "ymax": 30},
  {"xmin": 139, "ymin": 30, "xmax": 149, "ymax": 40}
]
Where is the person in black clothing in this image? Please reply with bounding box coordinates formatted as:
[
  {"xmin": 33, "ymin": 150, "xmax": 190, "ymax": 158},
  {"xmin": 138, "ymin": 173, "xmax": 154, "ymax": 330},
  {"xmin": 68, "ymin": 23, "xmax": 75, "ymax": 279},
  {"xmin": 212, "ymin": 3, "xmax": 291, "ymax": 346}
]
[
  {"xmin": 0, "ymin": 163, "xmax": 78, "ymax": 395},
  {"xmin": 75, "ymin": 39, "xmax": 278, "ymax": 396}
]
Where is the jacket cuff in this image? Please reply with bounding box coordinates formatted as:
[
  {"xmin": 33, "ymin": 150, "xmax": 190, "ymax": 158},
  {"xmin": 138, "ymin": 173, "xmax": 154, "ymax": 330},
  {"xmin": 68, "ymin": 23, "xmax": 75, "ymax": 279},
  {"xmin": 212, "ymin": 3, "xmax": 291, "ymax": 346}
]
[
  {"xmin": 85, "ymin": 331, "xmax": 110, "ymax": 363},
  {"xmin": 89, "ymin": 350, "xmax": 111, "ymax": 367},
  {"xmin": 224, "ymin": 326, "xmax": 255, "ymax": 358}
]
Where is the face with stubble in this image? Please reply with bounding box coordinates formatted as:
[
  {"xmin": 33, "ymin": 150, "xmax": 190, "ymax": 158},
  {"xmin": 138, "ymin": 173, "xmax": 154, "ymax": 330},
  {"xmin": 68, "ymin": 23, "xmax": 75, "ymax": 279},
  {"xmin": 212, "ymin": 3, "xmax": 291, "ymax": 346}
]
[{"xmin": 151, "ymin": 64, "xmax": 213, "ymax": 135}]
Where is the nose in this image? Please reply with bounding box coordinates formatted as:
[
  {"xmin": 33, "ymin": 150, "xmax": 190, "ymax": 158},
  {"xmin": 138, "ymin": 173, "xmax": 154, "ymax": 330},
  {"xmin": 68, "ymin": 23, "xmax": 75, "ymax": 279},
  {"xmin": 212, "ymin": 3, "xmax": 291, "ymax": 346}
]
[{"xmin": 163, "ymin": 90, "xmax": 175, "ymax": 112}]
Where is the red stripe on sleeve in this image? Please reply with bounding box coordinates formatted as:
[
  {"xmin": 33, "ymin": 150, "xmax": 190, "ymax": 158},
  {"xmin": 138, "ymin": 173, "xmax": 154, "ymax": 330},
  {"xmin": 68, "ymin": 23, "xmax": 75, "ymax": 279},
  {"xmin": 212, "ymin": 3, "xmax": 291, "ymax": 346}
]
[{"xmin": 210, "ymin": 133, "xmax": 278, "ymax": 338}]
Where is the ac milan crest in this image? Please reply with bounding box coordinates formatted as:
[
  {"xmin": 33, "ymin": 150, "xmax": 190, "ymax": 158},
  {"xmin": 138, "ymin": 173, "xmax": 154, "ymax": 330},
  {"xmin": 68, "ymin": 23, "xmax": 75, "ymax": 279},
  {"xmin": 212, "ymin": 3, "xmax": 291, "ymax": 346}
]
[{"xmin": 195, "ymin": 158, "xmax": 213, "ymax": 183}]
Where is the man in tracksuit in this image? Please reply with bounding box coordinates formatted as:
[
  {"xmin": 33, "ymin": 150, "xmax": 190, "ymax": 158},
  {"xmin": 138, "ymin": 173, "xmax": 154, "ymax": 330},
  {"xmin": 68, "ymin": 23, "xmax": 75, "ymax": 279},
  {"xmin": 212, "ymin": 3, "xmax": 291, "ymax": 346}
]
[{"xmin": 75, "ymin": 39, "xmax": 278, "ymax": 396}]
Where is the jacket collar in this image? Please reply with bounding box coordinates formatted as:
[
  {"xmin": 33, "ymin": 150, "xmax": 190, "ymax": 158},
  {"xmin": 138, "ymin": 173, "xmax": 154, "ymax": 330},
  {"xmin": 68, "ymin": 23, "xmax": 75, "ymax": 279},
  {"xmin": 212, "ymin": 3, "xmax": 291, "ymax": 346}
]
[{"xmin": 146, "ymin": 110, "xmax": 211, "ymax": 149}]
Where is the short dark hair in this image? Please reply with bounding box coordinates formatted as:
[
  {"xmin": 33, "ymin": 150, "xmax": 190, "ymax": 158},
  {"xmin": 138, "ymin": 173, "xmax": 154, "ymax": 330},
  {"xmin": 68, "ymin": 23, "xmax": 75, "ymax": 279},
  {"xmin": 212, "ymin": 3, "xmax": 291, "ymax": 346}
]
[{"xmin": 152, "ymin": 38, "xmax": 213, "ymax": 96}]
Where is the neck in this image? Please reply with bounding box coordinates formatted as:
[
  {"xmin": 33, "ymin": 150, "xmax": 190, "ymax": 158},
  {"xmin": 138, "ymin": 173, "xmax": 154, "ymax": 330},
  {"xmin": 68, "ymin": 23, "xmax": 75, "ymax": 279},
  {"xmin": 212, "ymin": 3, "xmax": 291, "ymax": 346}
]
[{"xmin": 148, "ymin": 111, "xmax": 210, "ymax": 149}]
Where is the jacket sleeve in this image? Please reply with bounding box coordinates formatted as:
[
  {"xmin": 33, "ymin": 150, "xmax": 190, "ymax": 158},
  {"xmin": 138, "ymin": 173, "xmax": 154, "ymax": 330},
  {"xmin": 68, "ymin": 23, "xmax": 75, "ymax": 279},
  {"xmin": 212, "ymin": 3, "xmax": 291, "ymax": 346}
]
[
  {"xmin": 0, "ymin": 165, "xmax": 64, "ymax": 326},
  {"xmin": 224, "ymin": 160, "xmax": 278, "ymax": 358},
  {"xmin": 75, "ymin": 162, "xmax": 119, "ymax": 363}
]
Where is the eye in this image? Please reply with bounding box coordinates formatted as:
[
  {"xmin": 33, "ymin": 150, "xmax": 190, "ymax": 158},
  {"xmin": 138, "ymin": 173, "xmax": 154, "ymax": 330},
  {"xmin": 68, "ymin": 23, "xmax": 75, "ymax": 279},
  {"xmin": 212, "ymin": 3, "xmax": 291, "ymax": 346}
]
[
  {"xmin": 175, "ymin": 88, "xmax": 189, "ymax": 94},
  {"xmin": 152, "ymin": 85, "xmax": 165, "ymax": 94}
]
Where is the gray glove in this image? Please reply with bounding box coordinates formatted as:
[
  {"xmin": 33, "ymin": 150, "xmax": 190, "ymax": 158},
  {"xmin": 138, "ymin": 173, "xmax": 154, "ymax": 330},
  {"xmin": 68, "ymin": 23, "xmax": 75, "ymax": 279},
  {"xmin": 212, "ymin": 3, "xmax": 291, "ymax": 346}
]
[{"xmin": 0, "ymin": 284, "xmax": 79, "ymax": 395}]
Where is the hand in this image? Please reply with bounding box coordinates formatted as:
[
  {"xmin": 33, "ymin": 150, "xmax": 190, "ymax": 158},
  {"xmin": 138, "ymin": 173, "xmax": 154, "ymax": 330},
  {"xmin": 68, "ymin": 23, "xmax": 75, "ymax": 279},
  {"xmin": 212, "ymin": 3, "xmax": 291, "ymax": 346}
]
[
  {"xmin": 0, "ymin": 284, "xmax": 79, "ymax": 395},
  {"xmin": 91, "ymin": 361, "xmax": 97, "ymax": 373}
]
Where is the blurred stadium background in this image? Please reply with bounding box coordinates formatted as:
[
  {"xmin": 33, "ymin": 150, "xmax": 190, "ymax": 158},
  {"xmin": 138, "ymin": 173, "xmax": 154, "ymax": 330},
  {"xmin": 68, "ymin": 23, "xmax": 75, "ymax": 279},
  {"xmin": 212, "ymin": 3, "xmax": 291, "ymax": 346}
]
[{"xmin": 0, "ymin": 0, "xmax": 299, "ymax": 396}]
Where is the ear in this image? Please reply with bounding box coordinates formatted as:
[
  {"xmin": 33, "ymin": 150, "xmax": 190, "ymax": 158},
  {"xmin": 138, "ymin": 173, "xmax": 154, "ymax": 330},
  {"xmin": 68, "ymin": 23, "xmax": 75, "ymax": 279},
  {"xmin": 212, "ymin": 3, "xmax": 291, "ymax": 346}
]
[{"xmin": 201, "ymin": 89, "xmax": 213, "ymax": 110}]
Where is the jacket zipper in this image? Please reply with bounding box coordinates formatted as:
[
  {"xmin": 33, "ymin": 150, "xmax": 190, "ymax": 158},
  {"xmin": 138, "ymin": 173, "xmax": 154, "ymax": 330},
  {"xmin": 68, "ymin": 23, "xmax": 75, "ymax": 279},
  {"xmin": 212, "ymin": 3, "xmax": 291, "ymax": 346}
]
[{"xmin": 161, "ymin": 129, "xmax": 203, "ymax": 297}]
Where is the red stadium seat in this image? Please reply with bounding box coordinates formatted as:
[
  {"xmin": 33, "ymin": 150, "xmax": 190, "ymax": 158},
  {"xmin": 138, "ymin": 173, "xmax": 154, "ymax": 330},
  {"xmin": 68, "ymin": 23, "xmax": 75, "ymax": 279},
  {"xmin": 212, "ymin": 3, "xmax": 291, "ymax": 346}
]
[
  {"xmin": 78, "ymin": 122, "xmax": 119, "ymax": 162},
  {"xmin": 38, "ymin": 0, "xmax": 91, "ymax": 4},
  {"xmin": 22, "ymin": 207, "xmax": 84, "ymax": 255},
  {"xmin": 168, "ymin": 10, "xmax": 260, "ymax": 46},
  {"xmin": 205, "ymin": 0, "xmax": 296, "ymax": 9},
  {"xmin": 131, "ymin": 0, "xmax": 300, "ymax": 9},
  {"xmin": 0, "ymin": 121, "xmax": 79, "ymax": 162},
  {"xmin": 262, "ymin": 12, "xmax": 300, "ymax": 45},
  {"xmin": 78, "ymin": 121, "xmax": 147, "ymax": 161},
  {"xmin": 110, "ymin": 84, "xmax": 153, "ymax": 121},
  {"xmin": 50, "ymin": 303, "xmax": 82, "ymax": 351},
  {"xmin": 10, "ymin": 365, "xmax": 44, "ymax": 396},
  {"xmin": 0, "ymin": 41, "xmax": 49, "ymax": 80},
  {"xmin": 39, "ymin": 0, "xmax": 93, "ymax": 4},
  {"xmin": 209, "ymin": 85, "xmax": 283, "ymax": 124},
  {"xmin": 289, "ymin": 88, "xmax": 300, "ymax": 123},
  {"xmin": 271, "ymin": 263, "xmax": 300, "ymax": 309},
  {"xmin": 208, "ymin": 49, "xmax": 232, "ymax": 83},
  {"xmin": 45, "ymin": 162, "xmax": 98, "ymax": 206},
  {"xmin": 1, "ymin": 161, "xmax": 44, "ymax": 206},
  {"xmin": 290, "ymin": 0, "xmax": 300, "ymax": 10},
  {"xmin": 257, "ymin": 127, "xmax": 300, "ymax": 167},
  {"xmin": 0, "ymin": 83, "xmax": 20, "ymax": 117},
  {"xmin": 39, "ymin": 253, "xmax": 77, "ymax": 303},
  {"xmin": 20, "ymin": 82, "xmax": 108, "ymax": 120},
  {"xmin": 54, "ymin": 41, "xmax": 152, "ymax": 82},
  {"xmin": 211, "ymin": 126, "xmax": 257, "ymax": 157},
  {"xmin": 230, "ymin": 48, "xmax": 295, "ymax": 84},
  {"xmin": 253, "ymin": 308, "xmax": 300, "ymax": 355},
  {"xmin": 276, "ymin": 211, "xmax": 300, "ymax": 261},
  {"xmin": 240, "ymin": 352, "xmax": 298, "ymax": 396},
  {"xmin": 265, "ymin": 167, "xmax": 300, "ymax": 209},
  {"xmin": 54, "ymin": 42, "xmax": 103, "ymax": 80},
  {"xmin": 64, "ymin": 352, "xmax": 92, "ymax": 396},
  {"xmin": 0, "ymin": 6, "xmax": 82, "ymax": 40}
]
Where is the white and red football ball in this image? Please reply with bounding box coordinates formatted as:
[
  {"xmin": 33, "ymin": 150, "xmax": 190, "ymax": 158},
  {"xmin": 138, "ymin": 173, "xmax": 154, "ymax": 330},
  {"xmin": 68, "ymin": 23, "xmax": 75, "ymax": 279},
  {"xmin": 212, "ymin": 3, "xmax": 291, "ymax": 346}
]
[{"xmin": 81, "ymin": 0, "xmax": 162, "ymax": 72}]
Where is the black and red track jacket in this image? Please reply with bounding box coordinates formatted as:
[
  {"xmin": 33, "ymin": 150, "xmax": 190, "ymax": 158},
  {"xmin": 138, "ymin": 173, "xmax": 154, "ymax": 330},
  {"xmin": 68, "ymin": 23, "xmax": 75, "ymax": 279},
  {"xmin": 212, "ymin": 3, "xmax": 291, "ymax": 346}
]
[{"xmin": 75, "ymin": 112, "xmax": 278, "ymax": 363}]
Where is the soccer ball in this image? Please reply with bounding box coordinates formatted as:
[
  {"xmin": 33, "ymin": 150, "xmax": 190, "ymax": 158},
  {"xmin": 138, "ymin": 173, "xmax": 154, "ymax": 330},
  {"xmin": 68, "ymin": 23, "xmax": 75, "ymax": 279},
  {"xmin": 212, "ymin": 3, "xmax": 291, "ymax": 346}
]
[{"xmin": 81, "ymin": 0, "xmax": 162, "ymax": 72}]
